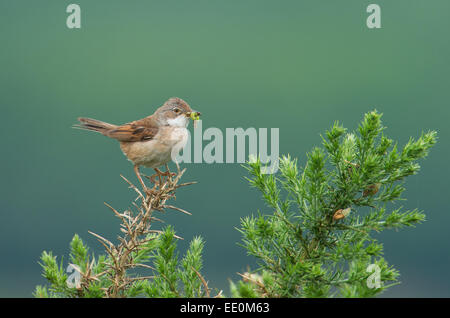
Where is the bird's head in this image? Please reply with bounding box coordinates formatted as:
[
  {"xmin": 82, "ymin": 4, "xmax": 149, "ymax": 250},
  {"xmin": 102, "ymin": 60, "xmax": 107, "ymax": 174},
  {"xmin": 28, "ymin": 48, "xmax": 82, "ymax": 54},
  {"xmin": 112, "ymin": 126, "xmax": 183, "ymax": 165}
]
[{"xmin": 156, "ymin": 97, "xmax": 201, "ymax": 127}]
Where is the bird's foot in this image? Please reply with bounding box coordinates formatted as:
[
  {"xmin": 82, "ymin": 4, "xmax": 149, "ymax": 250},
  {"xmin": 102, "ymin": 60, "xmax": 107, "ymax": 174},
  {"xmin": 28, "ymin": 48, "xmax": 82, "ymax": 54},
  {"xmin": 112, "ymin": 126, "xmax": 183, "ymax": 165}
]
[
  {"xmin": 160, "ymin": 170, "xmax": 176, "ymax": 178},
  {"xmin": 161, "ymin": 164, "xmax": 177, "ymax": 178}
]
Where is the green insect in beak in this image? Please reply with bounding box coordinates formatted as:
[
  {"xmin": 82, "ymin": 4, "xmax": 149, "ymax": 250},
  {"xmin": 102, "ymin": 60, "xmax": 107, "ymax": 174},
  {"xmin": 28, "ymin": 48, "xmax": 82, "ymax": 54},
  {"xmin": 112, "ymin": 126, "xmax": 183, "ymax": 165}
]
[{"xmin": 190, "ymin": 112, "xmax": 201, "ymax": 121}]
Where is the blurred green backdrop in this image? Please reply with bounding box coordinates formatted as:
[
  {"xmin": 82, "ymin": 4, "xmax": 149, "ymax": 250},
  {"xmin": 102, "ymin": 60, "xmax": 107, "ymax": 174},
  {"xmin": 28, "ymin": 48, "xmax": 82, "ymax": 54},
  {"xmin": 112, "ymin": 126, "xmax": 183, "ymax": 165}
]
[{"xmin": 0, "ymin": 0, "xmax": 449, "ymax": 297}]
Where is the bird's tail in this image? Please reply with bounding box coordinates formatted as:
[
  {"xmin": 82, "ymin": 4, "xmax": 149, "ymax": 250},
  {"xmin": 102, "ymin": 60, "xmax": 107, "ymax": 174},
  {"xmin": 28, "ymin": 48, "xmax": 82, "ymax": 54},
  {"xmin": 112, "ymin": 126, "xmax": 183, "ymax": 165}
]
[{"xmin": 73, "ymin": 117, "xmax": 118, "ymax": 135}]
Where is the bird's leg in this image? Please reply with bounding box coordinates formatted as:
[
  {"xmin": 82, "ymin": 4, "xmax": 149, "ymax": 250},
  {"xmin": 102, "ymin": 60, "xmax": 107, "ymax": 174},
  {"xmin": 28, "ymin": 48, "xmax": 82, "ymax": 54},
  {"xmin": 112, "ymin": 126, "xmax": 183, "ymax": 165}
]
[
  {"xmin": 149, "ymin": 168, "xmax": 162, "ymax": 185},
  {"xmin": 152, "ymin": 168, "xmax": 163, "ymax": 185},
  {"xmin": 149, "ymin": 166, "xmax": 175, "ymax": 185},
  {"xmin": 134, "ymin": 165, "xmax": 148, "ymax": 191}
]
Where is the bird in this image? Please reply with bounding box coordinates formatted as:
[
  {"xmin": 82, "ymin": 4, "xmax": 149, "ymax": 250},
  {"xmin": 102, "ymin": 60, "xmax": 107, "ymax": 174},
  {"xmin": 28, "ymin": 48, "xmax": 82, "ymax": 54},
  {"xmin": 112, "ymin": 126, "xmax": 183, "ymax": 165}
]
[{"xmin": 74, "ymin": 97, "xmax": 201, "ymax": 191}]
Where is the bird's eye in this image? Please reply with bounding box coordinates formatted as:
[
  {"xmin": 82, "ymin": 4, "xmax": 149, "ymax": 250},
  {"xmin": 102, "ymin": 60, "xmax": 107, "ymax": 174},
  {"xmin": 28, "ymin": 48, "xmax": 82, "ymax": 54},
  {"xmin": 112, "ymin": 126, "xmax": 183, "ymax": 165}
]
[{"xmin": 173, "ymin": 108, "xmax": 181, "ymax": 113}]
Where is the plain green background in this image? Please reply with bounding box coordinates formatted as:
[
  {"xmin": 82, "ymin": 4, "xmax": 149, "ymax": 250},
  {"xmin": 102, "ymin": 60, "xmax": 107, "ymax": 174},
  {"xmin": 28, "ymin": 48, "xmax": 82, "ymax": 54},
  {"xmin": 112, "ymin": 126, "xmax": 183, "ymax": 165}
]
[{"xmin": 0, "ymin": 1, "xmax": 449, "ymax": 297}]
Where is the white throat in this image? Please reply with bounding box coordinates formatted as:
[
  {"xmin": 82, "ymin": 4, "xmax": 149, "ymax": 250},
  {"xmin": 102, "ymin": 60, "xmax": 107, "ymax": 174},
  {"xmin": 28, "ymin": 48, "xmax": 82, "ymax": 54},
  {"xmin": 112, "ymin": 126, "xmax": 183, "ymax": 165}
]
[{"xmin": 166, "ymin": 115, "xmax": 189, "ymax": 128}]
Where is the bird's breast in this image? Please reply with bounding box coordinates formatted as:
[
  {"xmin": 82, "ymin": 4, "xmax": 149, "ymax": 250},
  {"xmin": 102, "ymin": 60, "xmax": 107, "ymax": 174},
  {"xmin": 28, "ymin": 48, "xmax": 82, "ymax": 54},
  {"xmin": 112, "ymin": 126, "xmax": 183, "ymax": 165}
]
[{"xmin": 120, "ymin": 127, "xmax": 188, "ymax": 168}]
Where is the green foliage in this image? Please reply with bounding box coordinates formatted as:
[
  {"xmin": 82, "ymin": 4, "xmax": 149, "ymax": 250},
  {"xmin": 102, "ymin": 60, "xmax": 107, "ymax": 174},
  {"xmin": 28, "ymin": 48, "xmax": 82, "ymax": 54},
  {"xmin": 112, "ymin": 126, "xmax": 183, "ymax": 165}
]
[
  {"xmin": 34, "ymin": 235, "xmax": 107, "ymax": 298},
  {"xmin": 233, "ymin": 110, "xmax": 437, "ymax": 297},
  {"xmin": 34, "ymin": 227, "xmax": 209, "ymax": 298},
  {"xmin": 143, "ymin": 227, "xmax": 208, "ymax": 298}
]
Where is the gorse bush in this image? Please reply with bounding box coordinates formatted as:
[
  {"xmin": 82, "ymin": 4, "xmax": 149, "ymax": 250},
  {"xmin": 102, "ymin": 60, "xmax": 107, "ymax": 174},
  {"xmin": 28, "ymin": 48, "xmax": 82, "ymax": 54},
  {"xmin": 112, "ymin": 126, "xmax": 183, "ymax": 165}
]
[
  {"xmin": 35, "ymin": 229, "xmax": 207, "ymax": 298},
  {"xmin": 34, "ymin": 169, "xmax": 213, "ymax": 298},
  {"xmin": 35, "ymin": 110, "xmax": 436, "ymax": 298},
  {"xmin": 231, "ymin": 110, "xmax": 436, "ymax": 297}
]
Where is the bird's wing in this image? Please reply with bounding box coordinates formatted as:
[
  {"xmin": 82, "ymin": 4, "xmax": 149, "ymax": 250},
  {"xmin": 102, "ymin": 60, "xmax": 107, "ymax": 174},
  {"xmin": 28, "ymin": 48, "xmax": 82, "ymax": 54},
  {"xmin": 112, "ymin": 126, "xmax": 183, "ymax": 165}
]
[{"xmin": 106, "ymin": 117, "xmax": 159, "ymax": 142}]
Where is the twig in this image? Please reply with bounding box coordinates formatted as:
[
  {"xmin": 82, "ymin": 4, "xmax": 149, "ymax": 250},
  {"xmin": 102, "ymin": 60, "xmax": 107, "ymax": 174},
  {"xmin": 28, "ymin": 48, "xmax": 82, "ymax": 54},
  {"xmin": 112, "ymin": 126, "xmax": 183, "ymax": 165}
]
[
  {"xmin": 163, "ymin": 204, "xmax": 192, "ymax": 216},
  {"xmin": 192, "ymin": 266, "xmax": 211, "ymax": 298}
]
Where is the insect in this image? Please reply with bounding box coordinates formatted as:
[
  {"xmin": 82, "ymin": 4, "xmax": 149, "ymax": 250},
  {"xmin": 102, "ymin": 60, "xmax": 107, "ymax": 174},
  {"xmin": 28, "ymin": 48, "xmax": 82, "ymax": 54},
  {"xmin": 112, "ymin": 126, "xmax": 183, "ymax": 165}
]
[{"xmin": 190, "ymin": 111, "xmax": 200, "ymax": 128}]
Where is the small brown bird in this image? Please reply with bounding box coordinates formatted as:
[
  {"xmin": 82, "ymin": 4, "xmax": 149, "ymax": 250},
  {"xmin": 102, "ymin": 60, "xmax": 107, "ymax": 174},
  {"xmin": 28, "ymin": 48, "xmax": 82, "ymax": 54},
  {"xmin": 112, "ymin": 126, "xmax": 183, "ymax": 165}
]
[{"xmin": 74, "ymin": 97, "xmax": 201, "ymax": 190}]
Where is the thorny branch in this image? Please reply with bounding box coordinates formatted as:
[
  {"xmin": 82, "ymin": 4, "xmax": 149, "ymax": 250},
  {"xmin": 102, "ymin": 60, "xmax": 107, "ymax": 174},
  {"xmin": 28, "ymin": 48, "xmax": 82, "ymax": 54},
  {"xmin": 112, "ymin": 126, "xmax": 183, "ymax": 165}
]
[{"xmin": 82, "ymin": 165, "xmax": 195, "ymax": 297}]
